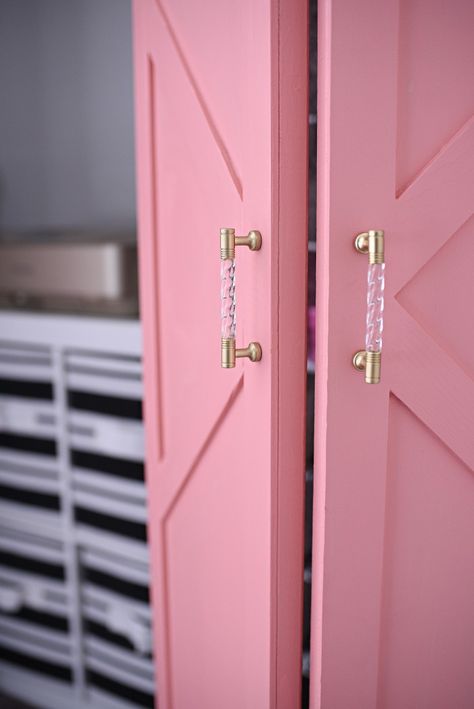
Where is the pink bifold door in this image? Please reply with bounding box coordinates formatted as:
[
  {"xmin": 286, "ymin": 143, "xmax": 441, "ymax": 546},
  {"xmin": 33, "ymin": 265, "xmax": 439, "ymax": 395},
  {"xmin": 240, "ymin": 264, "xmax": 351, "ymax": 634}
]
[
  {"xmin": 312, "ymin": 1, "xmax": 474, "ymax": 708},
  {"xmin": 133, "ymin": 1, "xmax": 307, "ymax": 708}
]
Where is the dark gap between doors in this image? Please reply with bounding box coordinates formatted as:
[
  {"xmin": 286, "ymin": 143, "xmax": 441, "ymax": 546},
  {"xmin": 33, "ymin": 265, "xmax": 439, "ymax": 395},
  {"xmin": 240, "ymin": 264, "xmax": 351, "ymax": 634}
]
[{"xmin": 302, "ymin": 0, "xmax": 317, "ymax": 706}]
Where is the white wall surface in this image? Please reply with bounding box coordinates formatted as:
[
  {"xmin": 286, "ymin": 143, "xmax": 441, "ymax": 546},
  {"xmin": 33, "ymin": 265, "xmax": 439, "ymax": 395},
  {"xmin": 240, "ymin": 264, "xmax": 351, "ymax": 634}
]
[{"xmin": 0, "ymin": 0, "xmax": 136, "ymax": 231}]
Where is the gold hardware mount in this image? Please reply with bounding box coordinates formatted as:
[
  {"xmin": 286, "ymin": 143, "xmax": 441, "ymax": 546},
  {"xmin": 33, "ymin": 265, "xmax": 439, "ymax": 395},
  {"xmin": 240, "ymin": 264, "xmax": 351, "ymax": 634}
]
[
  {"xmin": 220, "ymin": 228, "xmax": 262, "ymax": 260},
  {"xmin": 221, "ymin": 337, "xmax": 262, "ymax": 368},
  {"xmin": 352, "ymin": 350, "xmax": 367, "ymax": 372},
  {"xmin": 352, "ymin": 350, "xmax": 381, "ymax": 385},
  {"xmin": 354, "ymin": 229, "xmax": 384, "ymax": 264}
]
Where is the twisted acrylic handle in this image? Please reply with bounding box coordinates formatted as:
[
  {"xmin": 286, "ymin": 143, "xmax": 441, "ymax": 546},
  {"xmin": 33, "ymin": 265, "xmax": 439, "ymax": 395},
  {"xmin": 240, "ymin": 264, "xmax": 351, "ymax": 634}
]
[
  {"xmin": 220, "ymin": 258, "xmax": 236, "ymax": 339},
  {"xmin": 365, "ymin": 263, "xmax": 385, "ymax": 354},
  {"xmin": 353, "ymin": 230, "xmax": 385, "ymax": 383},
  {"xmin": 220, "ymin": 228, "xmax": 262, "ymax": 368}
]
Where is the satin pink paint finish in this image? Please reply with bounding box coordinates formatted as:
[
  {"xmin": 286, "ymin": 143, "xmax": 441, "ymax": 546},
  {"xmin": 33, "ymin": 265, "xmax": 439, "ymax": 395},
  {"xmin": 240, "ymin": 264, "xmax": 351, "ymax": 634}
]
[
  {"xmin": 312, "ymin": 1, "xmax": 474, "ymax": 708},
  {"xmin": 133, "ymin": 1, "xmax": 307, "ymax": 707}
]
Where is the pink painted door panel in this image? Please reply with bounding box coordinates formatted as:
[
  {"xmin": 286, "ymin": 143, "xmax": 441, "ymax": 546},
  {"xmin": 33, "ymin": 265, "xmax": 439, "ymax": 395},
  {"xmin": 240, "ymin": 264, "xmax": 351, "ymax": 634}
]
[
  {"xmin": 133, "ymin": 1, "xmax": 307, "ymax": 708},
  {"xmin": 312, "ymin": 1, "xmax": 474, "ymax": 708}
]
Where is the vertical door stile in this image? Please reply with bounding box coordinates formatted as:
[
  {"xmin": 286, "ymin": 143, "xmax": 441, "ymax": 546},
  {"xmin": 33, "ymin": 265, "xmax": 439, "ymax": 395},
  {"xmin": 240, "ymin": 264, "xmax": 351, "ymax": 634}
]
[{"xmin": 133, "ymin": 1, "xmax": 308, "ymax": 707}]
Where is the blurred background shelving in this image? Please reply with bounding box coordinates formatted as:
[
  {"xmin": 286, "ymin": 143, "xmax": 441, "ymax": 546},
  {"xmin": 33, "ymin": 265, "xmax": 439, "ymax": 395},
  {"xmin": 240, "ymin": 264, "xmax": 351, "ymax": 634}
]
[{"xmin": 0, "ymin": 2, "xmax": 156, "ymax": 708}]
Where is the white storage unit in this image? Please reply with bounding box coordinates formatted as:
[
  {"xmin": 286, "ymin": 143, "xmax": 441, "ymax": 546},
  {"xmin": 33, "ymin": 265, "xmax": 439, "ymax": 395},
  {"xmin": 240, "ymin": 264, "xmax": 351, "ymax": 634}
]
[
  {"xmin": 0, "ymin": 342, "xmax": 60, "ymax": 533},
  {"xmin": 0, "ymin": 312, "xmax": 155, "ymax": 709}
]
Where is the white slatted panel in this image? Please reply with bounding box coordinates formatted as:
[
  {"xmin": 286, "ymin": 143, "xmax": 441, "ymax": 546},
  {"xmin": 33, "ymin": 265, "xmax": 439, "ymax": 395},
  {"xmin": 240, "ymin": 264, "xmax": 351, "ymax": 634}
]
[
  {"xmin": 68, "ymin": 411, "xmax": 144, "ymax": 461},
  {"xmin": 0, "ymin": 313, "xmax": 153, "ymax": 708}
]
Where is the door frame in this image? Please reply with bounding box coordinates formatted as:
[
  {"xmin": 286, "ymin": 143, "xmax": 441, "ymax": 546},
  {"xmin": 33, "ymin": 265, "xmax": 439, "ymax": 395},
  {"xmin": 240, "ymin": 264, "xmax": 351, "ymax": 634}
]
[{"xmin": 268, "ymin": 0, "xmax": 308, "ymax": 705}]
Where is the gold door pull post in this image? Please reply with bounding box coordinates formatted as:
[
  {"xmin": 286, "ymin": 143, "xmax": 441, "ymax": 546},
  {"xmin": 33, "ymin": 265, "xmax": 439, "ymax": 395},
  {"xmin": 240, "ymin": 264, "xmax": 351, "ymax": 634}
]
[
  {"xmin": 352, "ymin": 350, "xmax": 382, "ymax": 385},
  {"xmin": 354, "ymin": 229, "xmax": 384, "ymax": 264},
  {"xmin": 220, "ymin": 228, "xmax": 262, "ymax": 260},
  {"xmin": 221, "ymin": 338, "xmax": 262, "ymax": 368},
  {"xmin": 220, "ymin": 228, "xmax": 262, "ymax": 368}
]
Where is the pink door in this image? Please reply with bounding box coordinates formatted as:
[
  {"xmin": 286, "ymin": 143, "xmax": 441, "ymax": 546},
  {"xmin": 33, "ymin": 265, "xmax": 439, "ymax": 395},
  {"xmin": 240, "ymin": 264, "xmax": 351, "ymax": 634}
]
[
  {"xmin": 312, "ymin": 1, "xmax": 474, "ymax": 708},
  {"xmin": 133, "ymin": 1, "xmax": 307, "ymax": 707}
]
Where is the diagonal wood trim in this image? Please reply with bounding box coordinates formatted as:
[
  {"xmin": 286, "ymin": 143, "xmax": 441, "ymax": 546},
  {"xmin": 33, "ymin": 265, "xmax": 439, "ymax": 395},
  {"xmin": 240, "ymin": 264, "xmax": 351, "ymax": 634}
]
[
  {"xmin": 390, "ymin": 117, "xmax": 474, "ymax": 294},
  {"xmin": 158, "ymin": 371, "xmax": 243, "ymax": 707},
  {"xmin": 152, "ymin": 0, "xmax": 243, "ymax": 200},
  {"xmin": 160, "ymin": 375, "xmax": 244, "ymax": 518},
  {"xmin": 389, "ymin": 302, "xmax": 474, "ymax": 471}
]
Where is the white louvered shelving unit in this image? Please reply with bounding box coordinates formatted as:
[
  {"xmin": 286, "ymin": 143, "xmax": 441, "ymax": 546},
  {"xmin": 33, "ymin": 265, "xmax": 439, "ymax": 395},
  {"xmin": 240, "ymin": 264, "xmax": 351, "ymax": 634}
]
[{"xmin": 0, "ymin": 312, "xmax": 156, "ymax": 709}]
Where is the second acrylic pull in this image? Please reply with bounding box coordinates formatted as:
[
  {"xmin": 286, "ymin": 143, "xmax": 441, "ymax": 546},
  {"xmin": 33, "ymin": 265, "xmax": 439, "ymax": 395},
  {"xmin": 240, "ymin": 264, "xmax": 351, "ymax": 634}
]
[{"xmin": 220, "ymin": 228, "xmax": 262, "ymax": 368}]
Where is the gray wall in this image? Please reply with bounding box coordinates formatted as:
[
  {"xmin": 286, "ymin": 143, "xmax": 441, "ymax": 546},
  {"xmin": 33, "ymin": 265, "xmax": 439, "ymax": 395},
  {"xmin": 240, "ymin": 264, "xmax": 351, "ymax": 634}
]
[{"xmin": 0, "ymin": 0, "xmax": 136, "ymax": 231}]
